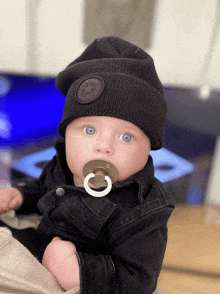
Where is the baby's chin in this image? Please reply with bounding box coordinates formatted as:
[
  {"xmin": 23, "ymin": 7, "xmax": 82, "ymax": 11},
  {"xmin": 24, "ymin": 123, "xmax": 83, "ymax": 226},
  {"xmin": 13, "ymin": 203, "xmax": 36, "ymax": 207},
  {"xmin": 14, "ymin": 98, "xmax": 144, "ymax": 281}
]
[{"xmin": 73, "ymin": 175, "xmax": 84, "ymax": 187}]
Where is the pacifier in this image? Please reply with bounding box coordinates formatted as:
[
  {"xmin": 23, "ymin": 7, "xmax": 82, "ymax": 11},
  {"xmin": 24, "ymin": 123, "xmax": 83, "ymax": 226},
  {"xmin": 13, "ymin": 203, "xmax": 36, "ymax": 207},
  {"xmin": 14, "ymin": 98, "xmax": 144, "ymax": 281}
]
[{"xmin": 83, "ymin": 159, "xmax": 119, "ymax": 197}]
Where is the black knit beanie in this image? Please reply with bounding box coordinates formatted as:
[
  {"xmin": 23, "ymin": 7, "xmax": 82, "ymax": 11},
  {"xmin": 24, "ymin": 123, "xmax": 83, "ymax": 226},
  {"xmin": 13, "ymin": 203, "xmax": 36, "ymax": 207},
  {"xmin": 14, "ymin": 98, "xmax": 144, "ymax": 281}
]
[{"xmin": 56, "ymin": 36, "xmax": 167, "ymax": 150}]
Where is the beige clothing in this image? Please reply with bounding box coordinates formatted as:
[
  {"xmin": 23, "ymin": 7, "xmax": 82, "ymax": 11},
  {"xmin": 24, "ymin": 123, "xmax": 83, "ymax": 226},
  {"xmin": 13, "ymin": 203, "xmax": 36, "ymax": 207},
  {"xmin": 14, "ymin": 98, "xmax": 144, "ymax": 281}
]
[{"xmin": 0, "ymin": 227, "xmax": 80, "ymax": 294}]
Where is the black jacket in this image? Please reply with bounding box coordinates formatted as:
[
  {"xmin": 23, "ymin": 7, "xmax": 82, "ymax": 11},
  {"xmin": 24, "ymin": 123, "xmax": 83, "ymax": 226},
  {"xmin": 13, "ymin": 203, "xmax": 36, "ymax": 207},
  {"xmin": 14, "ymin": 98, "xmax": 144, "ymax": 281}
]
[{"xmin": 16, "ymin": 141, "xmax": 175, "ymax": 294}]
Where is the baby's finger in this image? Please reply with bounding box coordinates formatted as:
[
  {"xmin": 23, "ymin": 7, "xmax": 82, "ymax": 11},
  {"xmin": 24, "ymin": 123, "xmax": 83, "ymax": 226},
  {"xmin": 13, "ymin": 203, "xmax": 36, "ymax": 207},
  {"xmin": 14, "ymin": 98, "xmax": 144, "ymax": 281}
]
[
  {"xmin": 0, "ymin": 203, "xmax": 10, "ymax": 214},
  {"xmin": 9, "ymin": 198, "xmax": 20, "ymax": 210},
  {"xmin": 52, "ymin": 237, "xmax": 62, "ymax": 241}
]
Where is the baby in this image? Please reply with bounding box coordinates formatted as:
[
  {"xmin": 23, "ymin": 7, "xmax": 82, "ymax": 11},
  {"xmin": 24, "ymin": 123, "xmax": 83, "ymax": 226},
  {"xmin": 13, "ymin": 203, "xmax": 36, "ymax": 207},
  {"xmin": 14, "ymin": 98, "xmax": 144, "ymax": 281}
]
[{"xmin": 0, "ymin": 36, "xmax": 175, "ymax": 293}]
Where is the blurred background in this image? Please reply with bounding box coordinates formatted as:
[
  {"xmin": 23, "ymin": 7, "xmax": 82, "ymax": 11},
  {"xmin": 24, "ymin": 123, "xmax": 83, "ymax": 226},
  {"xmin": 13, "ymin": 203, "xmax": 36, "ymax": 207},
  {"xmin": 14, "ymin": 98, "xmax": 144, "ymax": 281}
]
[{"xmin": 0, "ymin": 1, "xmax": 220, "ymax": 293}]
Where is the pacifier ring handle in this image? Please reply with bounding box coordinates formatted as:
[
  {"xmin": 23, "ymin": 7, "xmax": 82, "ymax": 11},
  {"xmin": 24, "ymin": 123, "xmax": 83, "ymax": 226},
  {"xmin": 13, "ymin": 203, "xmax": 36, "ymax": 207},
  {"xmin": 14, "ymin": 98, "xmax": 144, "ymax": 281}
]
[{"xmin": 84, "ymin": 173, "xmax": 112, "ymax": 197}]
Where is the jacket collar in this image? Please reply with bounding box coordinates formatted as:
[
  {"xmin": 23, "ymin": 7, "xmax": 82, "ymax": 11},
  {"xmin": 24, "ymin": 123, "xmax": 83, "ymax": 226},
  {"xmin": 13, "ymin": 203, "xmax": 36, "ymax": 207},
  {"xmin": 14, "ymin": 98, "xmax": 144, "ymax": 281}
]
[
  {"xmin": 112, "ymin": 155, "xmax": 155, "ymax": 202},
  {"xmin": 55, "ymin": 140, "xmax": 155, "ymax": 203}
]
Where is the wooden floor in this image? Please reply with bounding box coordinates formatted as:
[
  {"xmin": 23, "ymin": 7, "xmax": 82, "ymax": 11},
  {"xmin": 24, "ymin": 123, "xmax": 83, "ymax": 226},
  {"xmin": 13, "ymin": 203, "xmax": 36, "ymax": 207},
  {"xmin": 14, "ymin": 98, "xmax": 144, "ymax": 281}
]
[{"xmin": 158, "ymin": 205, "xmax": 220, "ymax": 293}]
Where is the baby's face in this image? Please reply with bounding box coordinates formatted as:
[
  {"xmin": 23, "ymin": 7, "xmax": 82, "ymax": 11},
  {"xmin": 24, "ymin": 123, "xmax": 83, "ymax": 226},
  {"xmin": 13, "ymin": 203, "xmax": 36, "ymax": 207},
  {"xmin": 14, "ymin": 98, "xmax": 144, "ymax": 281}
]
[{"xmin": 65, "ymin": 116, "xmax": 151, "ymax": 187}]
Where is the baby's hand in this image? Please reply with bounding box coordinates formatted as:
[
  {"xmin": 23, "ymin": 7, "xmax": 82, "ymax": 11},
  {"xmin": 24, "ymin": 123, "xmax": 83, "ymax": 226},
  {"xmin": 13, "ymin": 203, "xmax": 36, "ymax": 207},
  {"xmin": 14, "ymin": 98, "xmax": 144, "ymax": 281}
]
[
  {"xmin": 42, "ymin": 237, "xmax": 80, "ymax": 290},
  {"xmin": 0, "ymin": 188, "xmax": 23, "ymax": 214}
]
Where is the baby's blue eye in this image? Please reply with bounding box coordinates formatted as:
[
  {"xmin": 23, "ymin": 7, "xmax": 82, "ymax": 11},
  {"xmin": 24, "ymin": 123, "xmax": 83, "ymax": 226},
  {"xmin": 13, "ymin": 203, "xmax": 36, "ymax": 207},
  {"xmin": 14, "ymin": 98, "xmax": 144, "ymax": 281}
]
[
  {"xmin": 119, "ymin": 133, "xmax": 133, "ymax": 142},
  {"xmin": 83, "ymin": 126, "xmax": 96, "ymax": 135}
]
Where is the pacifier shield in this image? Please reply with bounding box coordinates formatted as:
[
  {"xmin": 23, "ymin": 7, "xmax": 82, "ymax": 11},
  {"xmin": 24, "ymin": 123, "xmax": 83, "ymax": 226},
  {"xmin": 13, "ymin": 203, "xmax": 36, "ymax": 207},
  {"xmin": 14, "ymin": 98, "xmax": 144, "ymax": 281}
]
[
  {"xmin": 76, "ymin": 77, "xmax": 105, "ymax": 104},
  {"xmin": 83, "ymin": 159, "xmax": 119, "ymax": 187}
]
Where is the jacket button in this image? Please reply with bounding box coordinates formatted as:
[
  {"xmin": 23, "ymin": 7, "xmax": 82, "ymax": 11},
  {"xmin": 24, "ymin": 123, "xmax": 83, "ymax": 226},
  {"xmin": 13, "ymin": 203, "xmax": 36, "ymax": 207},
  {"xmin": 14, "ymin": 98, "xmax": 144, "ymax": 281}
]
[{"xmin": 56, "ymin": 187, "xmax": 65, "ymax": 196}]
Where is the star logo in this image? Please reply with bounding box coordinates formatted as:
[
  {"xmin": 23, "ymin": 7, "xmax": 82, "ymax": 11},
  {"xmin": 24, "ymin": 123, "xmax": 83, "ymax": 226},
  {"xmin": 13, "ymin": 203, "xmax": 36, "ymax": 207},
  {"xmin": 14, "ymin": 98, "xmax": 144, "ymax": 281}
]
[
  {"xmin": 76, "ymin": 77, "xmax": 105, "ymax": 104},
  {"xmin": 84, "ymin": 84, "xmax": 94, "ymax": 94}
]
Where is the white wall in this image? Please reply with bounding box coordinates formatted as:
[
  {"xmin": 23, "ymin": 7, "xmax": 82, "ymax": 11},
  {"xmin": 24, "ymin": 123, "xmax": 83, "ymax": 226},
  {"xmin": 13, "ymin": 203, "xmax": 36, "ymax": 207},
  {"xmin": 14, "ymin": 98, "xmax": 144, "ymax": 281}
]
[
  {"xmin": 148, "ymin": 0, "xmax": 220, "ymax": 89},
  {"xmin": 0, "ymin": 1, "xmax": 27, "ymax": 72},
  {"xmin": 0, "ymin": 0, "xmax": 220, "ymax": 90}
]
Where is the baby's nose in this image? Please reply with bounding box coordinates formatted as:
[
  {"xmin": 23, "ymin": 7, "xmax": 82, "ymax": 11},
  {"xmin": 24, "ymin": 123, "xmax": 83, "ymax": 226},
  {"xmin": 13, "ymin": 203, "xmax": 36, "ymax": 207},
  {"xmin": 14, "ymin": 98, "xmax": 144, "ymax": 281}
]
[
  {"xmin": 95, "ymin": 140, "xmax": 114, "ymax": 155},
  {"xmin": 96, "ymin": 145, "xmax": 114, "ymax": 154}
]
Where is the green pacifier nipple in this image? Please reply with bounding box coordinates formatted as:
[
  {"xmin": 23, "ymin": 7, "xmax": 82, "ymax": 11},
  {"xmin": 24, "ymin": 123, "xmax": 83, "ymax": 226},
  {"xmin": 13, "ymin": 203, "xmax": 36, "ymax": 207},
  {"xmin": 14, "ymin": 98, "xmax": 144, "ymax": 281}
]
[{"xmin": 82, "ymin": 160, "xmax": 119, "ymax": 197}]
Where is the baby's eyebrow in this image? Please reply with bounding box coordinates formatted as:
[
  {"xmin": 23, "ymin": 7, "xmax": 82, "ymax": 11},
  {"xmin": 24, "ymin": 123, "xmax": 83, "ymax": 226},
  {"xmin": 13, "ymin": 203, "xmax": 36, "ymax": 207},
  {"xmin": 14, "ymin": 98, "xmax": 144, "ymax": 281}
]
[
  {"xmin": 117, "ymin": 127, "xmax": 137, "ymax": 133},
  {"xmin": 80, "ymin": 119, "xmax": 97, "ymax": 124},
  {"xmin": 76, "ymin": 121, "xmax": 96, "ymax": 126}
]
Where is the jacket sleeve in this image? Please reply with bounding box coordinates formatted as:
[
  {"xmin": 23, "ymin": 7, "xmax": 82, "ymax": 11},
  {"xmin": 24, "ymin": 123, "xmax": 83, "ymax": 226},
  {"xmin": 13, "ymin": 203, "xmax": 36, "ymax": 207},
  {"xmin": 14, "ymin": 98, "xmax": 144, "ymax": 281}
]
[
  {"xmin": 15, "ymin": 155, "xmax": 58, "ymax": 215},
  {"xmin": 77, "ymin": 205, "xmax": 174, "ymax": 294}
]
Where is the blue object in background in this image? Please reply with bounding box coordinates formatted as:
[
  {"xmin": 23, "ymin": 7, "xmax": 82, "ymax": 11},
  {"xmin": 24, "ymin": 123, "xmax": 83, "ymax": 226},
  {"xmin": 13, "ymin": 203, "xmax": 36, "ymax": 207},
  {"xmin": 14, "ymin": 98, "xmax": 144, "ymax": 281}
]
[
  {"xmin": 186, "ymin": 185, "xmax": 204, "ymax": 205},
  {"xmin": 0, "ymin": 74, "xmax": 65, "ymax": 146},
  {"xmin": 0, "ymin": 111, "xmax": 12, "ymax": 140},
  {"xmin": 186, "ymin": 171, "xmax": 207, "ymax": 205},
  {"xmin": 12, "ymin": 147, "xmax": 56, "ymax": 179},
  {"xmin": 0, "ymin": 76, "xmax": 11, "ymax": 97},
  {"xmin": 151, "ymin": 148, "xmax": 195, "ymax": 183}
]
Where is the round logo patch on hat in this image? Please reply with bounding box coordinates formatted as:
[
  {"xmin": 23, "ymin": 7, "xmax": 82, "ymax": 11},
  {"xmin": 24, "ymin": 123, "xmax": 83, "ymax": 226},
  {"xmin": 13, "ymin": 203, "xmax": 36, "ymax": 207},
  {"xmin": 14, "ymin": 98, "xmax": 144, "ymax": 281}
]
[{"xmin": 76, "ymin": 77, "xmax": 105, "ymax": 104}]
